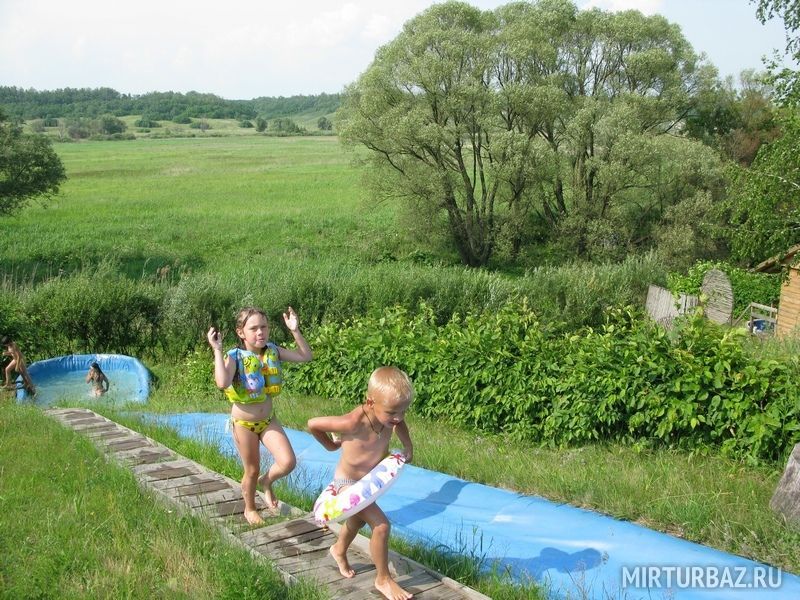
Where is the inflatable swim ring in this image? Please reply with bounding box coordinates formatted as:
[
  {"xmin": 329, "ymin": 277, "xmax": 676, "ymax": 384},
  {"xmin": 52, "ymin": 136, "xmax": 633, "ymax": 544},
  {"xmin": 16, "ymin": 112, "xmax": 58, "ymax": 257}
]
[{"xmin": 313, "ymin": 450, "xmax": 406, "ymax": 525}]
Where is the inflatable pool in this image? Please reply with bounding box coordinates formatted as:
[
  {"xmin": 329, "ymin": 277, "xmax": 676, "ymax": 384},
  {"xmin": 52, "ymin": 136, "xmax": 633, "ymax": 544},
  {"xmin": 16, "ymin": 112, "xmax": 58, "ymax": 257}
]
[{"xmin": 16, "ymin": 354, "xmax": 151, "ymax": 406}]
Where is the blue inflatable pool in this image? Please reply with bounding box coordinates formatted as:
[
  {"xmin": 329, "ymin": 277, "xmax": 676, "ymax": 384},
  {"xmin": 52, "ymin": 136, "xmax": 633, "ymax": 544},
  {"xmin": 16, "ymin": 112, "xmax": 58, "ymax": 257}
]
[{"xmin": 16, "ymin": 354, "xmax": 151, "ymax": 406}]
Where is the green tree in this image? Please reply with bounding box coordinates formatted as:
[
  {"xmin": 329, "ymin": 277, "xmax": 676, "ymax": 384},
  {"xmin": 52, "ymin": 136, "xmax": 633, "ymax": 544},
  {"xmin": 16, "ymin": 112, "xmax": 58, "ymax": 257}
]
[
  {"xmin": 269, "ymin": 118, "xmax": 303, "ymax": 134},
  {"xmin": 317, "ymin": 116, "xmax": 332, "ymax": 131},
  {"xmin": 724, "ymin": 112, "xmax": 800, "ymax": 264},
  {"xmin": 753, "ymin": 0, "xmax": 800, "ymax": 104},
  {"xmin": 97, "ymin": 114, "xmax": 126, "ymax": 135},
  {"xmin": 685, "ymin": 69, "xmax": 778, "ymax": 166},
  {"xmin": 0, "ymin": 109, "xmax": 66, "ymax": 216},
  {"xmin": 338, "ymin": 0, "xmax": 721, "ymax": 266}
]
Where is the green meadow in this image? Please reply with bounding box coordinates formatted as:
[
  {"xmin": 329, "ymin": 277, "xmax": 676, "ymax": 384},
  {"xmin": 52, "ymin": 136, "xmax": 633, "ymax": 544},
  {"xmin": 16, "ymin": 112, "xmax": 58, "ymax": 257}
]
[{"xmin": 0, "ymin": 135, "xmax": 392, "ymax": 281}]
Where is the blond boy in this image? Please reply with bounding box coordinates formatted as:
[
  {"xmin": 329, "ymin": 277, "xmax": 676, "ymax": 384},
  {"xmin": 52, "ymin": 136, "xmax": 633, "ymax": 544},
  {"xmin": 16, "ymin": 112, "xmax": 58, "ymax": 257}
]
[{"xmin": 307, "ymin": 366, "xmax": 414, "ymax": 600}]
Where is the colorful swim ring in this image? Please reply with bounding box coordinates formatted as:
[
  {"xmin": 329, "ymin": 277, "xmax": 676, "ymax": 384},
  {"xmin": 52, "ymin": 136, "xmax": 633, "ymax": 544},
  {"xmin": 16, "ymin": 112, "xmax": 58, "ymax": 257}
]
[{"xmin": 313, "ymin": 450, "xmax": 406, "ymax": 525}]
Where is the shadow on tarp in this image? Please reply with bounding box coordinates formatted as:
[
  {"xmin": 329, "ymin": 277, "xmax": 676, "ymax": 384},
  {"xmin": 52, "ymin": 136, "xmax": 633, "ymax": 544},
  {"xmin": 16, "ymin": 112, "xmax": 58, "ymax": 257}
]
[{"xmin": 143, "ymin": 412, "xmax": 800, "ymax": 600}]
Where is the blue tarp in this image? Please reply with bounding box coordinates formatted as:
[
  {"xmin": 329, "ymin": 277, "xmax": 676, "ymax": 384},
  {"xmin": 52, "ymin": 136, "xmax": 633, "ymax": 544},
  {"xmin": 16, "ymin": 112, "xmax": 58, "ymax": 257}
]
[
  {"xmin": 148, "ymin": 412, "xmax": 800, "ymax": 600},
  {"xmin": 18, "ymin": 354, "xmax": 150, "ymax": 403}
]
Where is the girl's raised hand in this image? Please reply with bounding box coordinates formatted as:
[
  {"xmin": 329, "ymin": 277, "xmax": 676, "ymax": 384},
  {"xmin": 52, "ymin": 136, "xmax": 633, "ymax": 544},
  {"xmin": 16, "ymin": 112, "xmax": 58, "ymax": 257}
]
[
  {"xmin": 283, "ymin": 306, "xmax": 299, "ymax": 332},
  {"xmin": 207, "ymin": 327, "xmax": 223, "ymax": 350}
]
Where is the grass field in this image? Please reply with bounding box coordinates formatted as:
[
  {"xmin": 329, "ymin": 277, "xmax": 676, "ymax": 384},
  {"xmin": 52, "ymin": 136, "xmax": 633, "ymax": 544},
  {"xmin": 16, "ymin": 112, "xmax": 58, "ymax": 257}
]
[{"xmin": 0, "ymin": 135, "xmax": 396, "ymax": 281}]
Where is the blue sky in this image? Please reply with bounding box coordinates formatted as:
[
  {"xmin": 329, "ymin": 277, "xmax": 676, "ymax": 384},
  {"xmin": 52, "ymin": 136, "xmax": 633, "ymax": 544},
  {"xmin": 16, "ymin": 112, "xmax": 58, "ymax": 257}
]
[{"xmin": 0, "ymin": 0, "xmax": 791, "ymax": 99}]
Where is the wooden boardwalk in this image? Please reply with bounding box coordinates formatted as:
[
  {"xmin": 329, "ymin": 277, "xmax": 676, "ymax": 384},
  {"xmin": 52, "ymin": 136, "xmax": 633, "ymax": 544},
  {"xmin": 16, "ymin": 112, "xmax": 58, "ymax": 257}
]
[{"xmin": 46, "ymin": 408, "xmax": 490, "ymax": 600}]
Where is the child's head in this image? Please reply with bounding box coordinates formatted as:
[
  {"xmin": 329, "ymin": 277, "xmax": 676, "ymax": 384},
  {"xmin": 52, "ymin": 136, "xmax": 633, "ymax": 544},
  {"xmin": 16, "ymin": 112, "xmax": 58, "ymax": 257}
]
[
  {"xmin": 90, "ymin": 362, "xmax": 101, "ymax": 372},
  {"xmin": 1, "ymin": 336, "xmax": 10, "ymax": 348},
  {"xmin": 234, "ymin": 306, "xmax": 270, "ymax": 349},
  {"xmin": 366, "ymin": 366, "xmax": 414, "ymax": 427}
]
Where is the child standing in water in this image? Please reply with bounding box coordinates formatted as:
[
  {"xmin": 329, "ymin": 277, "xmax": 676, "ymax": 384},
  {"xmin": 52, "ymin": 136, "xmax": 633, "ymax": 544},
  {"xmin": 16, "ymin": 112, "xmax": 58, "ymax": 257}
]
[
  {"xmin": 307, "ymin": 366, "xmax": 414, "ymax": 600},
  {"xmin": 2, "ymin": 336, "xmax": 34, "ymax": 394},
  {"xmin": 207, "ymin": 306, "xmax": 312, "ymax": 525},
  {"xmin": 85, "ymin": 362, "xmax": 110, "ymax": 397}
]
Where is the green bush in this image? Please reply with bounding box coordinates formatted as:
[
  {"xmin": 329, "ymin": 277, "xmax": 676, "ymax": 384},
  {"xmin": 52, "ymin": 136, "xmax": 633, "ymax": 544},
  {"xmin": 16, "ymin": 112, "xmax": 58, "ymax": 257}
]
[
  {"xmin": 291, "ymin": 304, "xmax": 800, "ymax": 462},
  {"xmin": 0, "ymin": 288, "xmax": 27, "ymax": 345},
  {"xmin": 160, "ymin": 274, "xmax": 241, "ymax": 354},
  {"xmin": 134, "ymin": 116, "xmax": 161, "ymax": 128},
  {"xmin": 25, "ymin": 268, "xmax": 163, "ymax": 356}
]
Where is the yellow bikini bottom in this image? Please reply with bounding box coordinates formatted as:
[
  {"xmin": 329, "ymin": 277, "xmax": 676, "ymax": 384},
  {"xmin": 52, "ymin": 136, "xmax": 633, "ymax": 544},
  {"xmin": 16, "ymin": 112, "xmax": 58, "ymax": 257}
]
[{"xmin": 231, "ymin": 412, "xmax": 273, "ymax": 435}]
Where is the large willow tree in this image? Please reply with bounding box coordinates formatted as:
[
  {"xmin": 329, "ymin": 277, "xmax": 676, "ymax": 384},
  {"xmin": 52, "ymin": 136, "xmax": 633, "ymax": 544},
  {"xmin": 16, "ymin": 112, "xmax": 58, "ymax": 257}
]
[{"xmin": 338, "ymin": 0, "xmax": 723, "ymax": 266}]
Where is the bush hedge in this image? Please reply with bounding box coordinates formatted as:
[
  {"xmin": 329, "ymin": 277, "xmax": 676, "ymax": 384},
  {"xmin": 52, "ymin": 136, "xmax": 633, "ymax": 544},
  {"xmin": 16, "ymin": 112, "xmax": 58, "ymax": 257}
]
[
  {"xmin": 1, "ymin": 255, "xmax": 665, "ymax": 358},
  {"xmin": 289, "ymin": 304, "xmax": 800, "ymax": 462},
  {"xmin": 1, "ymin": 255, "xmax": 797, "ymax": 461}
]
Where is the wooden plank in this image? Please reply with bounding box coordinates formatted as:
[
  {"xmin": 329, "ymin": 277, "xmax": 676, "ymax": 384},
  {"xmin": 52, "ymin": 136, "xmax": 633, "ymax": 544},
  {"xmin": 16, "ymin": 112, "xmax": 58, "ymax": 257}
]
[
  {"xmin": 148, "ymin": 472, "xmax": 227, "ymax": 492},
  {"xmin": 115, "ymin": 447, "xmax": 175, "ymax": 465},
  {"xmin": 197, "ymin": 497, "xmax": 270, "ymax": 518},
  {"xmin": 69, "ymin": 418, "xmax": 110, "ymax": 428},
  {"xmin": 259, "ymin": 529, "xmax": 333, "ymax": 558},
  {"xmin": 274, "ymin": 546, "xmax": 333, "ymax": 572},
  {"xmin": 179, "ymin": 487, "xmax": 256, "ymax": 509},
  {"xmin": 140, "ymin": 465, "xmax": 200, "ymax": 481},
  {"xmin": 74, "ymin": 421, "xmax": 117, "ymax": 432},
  {"xmin": 750, "ymin": 302, "xmax": 777, "ymax": 313},
  {"xmin": 393, "ymin": 572, "xmax": 447, "ymax": 596},
  {"xmin": 104, "ymin": 438, "xmax": 152, "ymax": 452},
  {"xmin": 244, "ymin": 524, "xmax": 330, "ymax": 551},
  {"xmin": 88, "ymin": 430, "xmax": 129, "ymax": 441},
  {"xmin": 299, "ymin": 560, "xmax": 358, "ymax": 585},
  {"xmin": 133, "ymin": 458, "xmax": 198, "ymax": 476},
  {"xmin": 328, "ymin": 567, "xmax": 384, "ymax": 600},
  {"xmin": 239, "ymin": 517, "xmax": 321, "ymax": 546},
  {"xmin": 49, "ymin": 408, "xmax": 93, "ymax": 418},
  {"xmin": 173, "ymin": 479, "xmax": 232, "ymax": 498}
]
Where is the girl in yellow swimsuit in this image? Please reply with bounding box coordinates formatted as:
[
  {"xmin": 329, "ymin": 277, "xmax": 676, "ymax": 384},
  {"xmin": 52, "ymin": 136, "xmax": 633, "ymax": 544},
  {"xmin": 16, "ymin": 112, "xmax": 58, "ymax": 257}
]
[{"xmin": 207, "ymin": 306, "xmax": 312, "ymax": 525}]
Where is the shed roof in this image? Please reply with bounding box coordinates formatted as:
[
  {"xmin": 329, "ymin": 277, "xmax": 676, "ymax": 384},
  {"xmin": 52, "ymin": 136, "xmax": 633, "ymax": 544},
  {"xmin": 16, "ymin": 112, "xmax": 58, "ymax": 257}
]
[{"xmin": 753, "ymin": 243, "xmax": 800, "ymax": 273}]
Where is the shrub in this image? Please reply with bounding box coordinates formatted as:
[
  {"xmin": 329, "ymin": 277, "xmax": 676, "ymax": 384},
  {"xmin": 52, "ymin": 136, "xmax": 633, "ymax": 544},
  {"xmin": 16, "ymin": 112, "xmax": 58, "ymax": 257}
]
[
  {"xmin": 25, "ymin": 268, "xmax": 163, "ymax": 356},
  {"xmin": 134, "ymin": 116, "xmax": 161, "ymax": 128},
  {"xmin": 291, "ymin": 304, "xmax": 800, "ymax": 462}
]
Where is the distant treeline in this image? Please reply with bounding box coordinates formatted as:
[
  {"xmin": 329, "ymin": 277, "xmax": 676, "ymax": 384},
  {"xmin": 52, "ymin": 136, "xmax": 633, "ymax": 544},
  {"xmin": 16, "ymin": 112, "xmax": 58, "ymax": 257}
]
[{"xmin": 0, "ymin": 86, "xmax": 341, "ymax": 121}]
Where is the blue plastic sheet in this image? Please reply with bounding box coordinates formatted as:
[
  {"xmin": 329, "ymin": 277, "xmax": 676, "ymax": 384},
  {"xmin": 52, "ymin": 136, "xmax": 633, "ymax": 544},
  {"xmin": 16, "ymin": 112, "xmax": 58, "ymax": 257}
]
[
  {"xmin": 17, "ymin": 354, "xmax": 150, "ymax": 404},
  {"xmin": 149, "ymin": 412, "xmax": 800, "ymax": 599}
]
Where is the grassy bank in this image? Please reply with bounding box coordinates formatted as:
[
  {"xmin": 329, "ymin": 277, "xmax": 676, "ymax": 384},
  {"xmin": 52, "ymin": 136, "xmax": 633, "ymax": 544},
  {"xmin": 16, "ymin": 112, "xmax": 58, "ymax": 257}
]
[{"xmin": 0, "ymin": 401, "xmax": 324, "ymax": 599}]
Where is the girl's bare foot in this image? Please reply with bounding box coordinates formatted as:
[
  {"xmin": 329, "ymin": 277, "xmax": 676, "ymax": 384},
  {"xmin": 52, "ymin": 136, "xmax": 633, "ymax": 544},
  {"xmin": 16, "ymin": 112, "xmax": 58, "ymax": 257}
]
[
  {"xmin": 375, "ymin": 577, "xmax": 413, "ymax": 600},
  {"xmin": 257, "ymin": 474, "xmax": 279, "ymax": 508},
  {"xmin": 243, "ymin": 508, "xmax": 264, "ymax": 525},
  {"xmin": 329, "ymin": 545, "xmax": 355, "ymax": 578}
]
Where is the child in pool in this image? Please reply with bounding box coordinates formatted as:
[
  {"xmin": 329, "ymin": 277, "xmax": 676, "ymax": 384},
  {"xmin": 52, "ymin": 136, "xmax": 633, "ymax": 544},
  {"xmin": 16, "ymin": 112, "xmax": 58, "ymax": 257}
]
[
  {"xmin": 307, "ymin": 366, "xmax": 414, "ymax": 600},
  {"xmin": 86, "ymin": 362, "xmax": 110, "ymax": 397},
  {"xmin": 2, "ymin": 336, "xmax": 34, "ymax": 394},
  {"xmin": 207, "ymin": 306, "xmax": 312, "ymax": 525}
]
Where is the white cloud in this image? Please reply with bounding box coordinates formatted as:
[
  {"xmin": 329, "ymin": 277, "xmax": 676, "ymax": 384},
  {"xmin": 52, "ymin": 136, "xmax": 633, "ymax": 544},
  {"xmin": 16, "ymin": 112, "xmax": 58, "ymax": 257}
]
[{"xmin": 363, "ymin": 14, "xmax": 394, "ymax": 42}]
